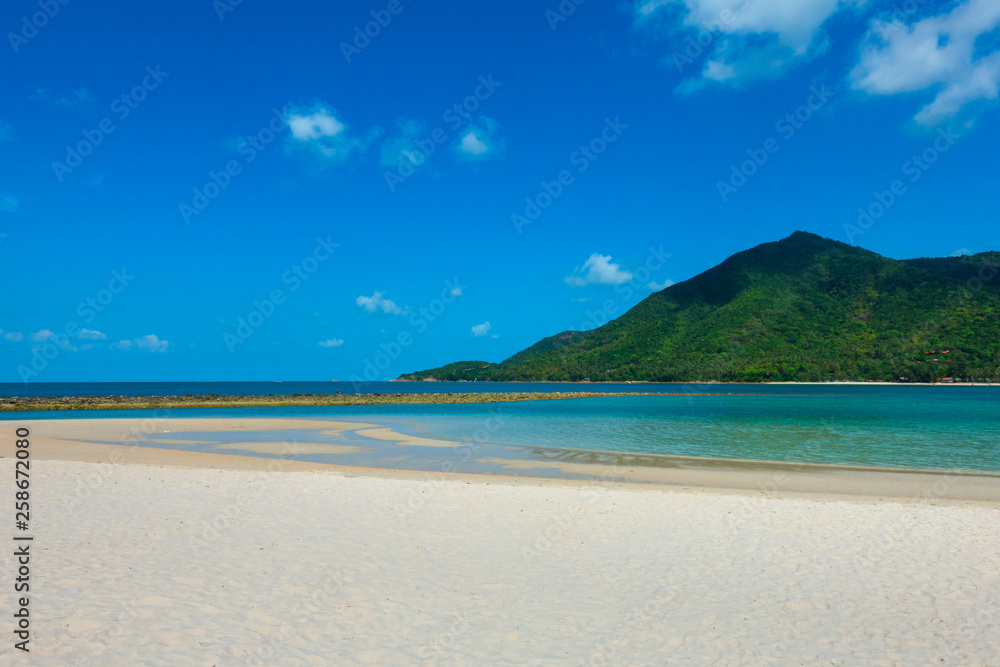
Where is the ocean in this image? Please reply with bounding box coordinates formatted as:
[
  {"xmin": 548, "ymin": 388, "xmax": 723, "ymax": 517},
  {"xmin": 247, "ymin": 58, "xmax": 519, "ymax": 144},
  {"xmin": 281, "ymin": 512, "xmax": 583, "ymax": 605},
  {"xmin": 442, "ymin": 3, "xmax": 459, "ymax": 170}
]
[{"xmin": 2, "ymin": 382, "xmax": 998, "ymax": 472}]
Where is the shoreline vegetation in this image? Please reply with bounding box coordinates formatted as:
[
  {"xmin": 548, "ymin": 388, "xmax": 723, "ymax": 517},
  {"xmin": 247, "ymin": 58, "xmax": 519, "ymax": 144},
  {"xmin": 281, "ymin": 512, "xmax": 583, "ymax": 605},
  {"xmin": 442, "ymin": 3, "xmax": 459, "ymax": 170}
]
[{"xmin": 0, "ymin": 391, "xmax": 707, "ymax": 412}]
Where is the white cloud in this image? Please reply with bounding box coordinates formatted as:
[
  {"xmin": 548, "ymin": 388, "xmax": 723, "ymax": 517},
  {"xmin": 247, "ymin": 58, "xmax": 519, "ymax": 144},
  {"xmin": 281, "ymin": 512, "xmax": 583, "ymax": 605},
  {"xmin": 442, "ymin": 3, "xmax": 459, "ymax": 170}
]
[
  {"xmin": 565, "ymin": 253, "xmax": 634, "ymax": 287},
  {"xmin": 0, "ymin": 194, "xmax": 20, "ymax": 213},
  {"xmin": 471, "ymin": 321, "xmax": 492, "ymax": 337},
  {"xmin": 356, "ymin": 291, "xmax": 404, "ymax": 315},
  {"xmin": 136, "ymin": 334, "xmax": 169, "ymax": 352},
  {"xmin": 639, "ymin": 0, "xmax": 866, "ymax": 89},
  {"xmin": 285, "ymin": 105, "xmax": 371, "ymax": 162},
  {"xmin": 319, "ymin": 338, "xmax": 345, "ymax": 347},
  {"xmin": 288, "ymin": 109, "xmax": 344, "ymax": 141},
  {"xmin": 851, "ymin": 0, "xmax": 1000, "ymax": 125},
  {"xmin": 454, "ymin": 117, "xmax": 502, "ymax": 160},
  {"xmin": 115, "ymin": 334, "xmax": 169, "ymax": 353},
  {"xmin": 449, "ymin": 287, "xmax": 463, "ymax": 298},
  {"xmin": 648, "ymin": 279, "xmax": 675, "ymax": 291},
  {"xmin": 0, "ymin": 328, "xmax": 23, "ymax": 342},
  {"xmin": 77, "ymin": 328, "xmax": 106, "ymax": 340},
  {"xmin": 30, "ymin": 329, "xmax": 54, "ymax": 343},
  {"xmin": 460, "ymin": 131, "xmax": 489, "ymax": 155}
]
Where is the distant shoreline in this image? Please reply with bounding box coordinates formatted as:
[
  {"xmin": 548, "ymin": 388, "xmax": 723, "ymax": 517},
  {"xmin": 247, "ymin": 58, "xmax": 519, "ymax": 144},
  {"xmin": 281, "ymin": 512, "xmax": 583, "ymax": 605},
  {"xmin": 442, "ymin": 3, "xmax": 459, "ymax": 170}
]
[
  {"xmin": 394, "ymin": 379, "xmax": 1000, "ymax": 386},
  {"xmin": 2, "ymin": 381, "xmax": 996, "ymax": 411},
  {"xmin": 0, "ymin": 391, "xmax": 708, "ymax": 412}
]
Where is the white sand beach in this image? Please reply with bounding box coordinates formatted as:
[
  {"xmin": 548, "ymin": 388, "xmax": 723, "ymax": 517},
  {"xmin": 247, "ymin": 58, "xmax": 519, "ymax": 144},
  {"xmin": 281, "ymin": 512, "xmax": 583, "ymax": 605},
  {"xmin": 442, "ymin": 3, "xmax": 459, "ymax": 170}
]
[{"xmin": 1, "ymin": 418, "xmax": 998, "ymax": 665}]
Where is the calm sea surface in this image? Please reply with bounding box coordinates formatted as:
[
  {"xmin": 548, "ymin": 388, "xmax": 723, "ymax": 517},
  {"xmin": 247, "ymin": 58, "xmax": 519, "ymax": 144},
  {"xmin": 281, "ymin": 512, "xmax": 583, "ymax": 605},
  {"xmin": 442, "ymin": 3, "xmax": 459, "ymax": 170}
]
[{"xmin": 2, "ymin": 382, "xmax": 998, "ymax": 472}]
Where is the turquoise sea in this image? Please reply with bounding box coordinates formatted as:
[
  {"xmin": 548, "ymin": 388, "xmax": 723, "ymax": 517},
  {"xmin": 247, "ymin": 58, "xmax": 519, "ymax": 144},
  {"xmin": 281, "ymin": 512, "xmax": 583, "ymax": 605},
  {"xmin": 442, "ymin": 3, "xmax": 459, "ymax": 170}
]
[{"xmin": 3, "ymin": 382, "xmax": 998, "ymax": 472}]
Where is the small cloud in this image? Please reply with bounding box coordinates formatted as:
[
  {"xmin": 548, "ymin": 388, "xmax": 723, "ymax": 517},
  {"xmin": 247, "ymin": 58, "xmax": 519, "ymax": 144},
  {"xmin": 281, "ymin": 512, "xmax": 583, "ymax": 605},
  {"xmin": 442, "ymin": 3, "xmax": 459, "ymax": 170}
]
[
  {"xmin": 471, "ymin": 321, "xmax": 492, "ymax": 337},
  {"xmin": 285, "ymin": 104, "xmax": 373, "ymax": 163},
  {"xmin": 288, "ymin": 108, "xmax": 344, "ymax": 141},
  {"xmin": 115, "ymin": 334, "xmax": 169, "ymax": 352},
  {"xmin": 565, "ymin": 253, "xmax": 633, "ymax": 287},
  {"xmin": 647, "ymin": 279, "xmax": 674, "ymax": 291},
  {"xmin": 0, "ymin": 194, "xmax": 20, "ymax": 213},
  {"xmin": 450, "ymin": 287, "xmax": 463, "ymax": 298},
  {"xmin": 950, "ymin": 248, "xmax": 973, "ymax": 257},
  {"xmin": 459, "ymin": 131, "xmax": 489, "ymax": 155},
  {"xmin": 30, "ymin": 329, "xmax": 55, "ymax": 343},
  {"xmin": 356, "ymin": 291, "xmax": 404, "ymax": 315},
  {"xmin": 571, "ymin": 297, "xmax": 593, "ymax": 303},
  {"xmin": 0, "ymin": 328, "xmax": 23, "ymax": 342},
  {"xmin": 454, "ymin": 117, "xmax": 503, "ymax": 161},
  {"xmin": 0, "ymin": 119, "xmax": 13, "ymax": 142},
  {"xmin": 319, "ymin": 338, "xmax": 345, "ymax": 347},
  {"xmin": 77, "ymin": 328, "xmax": 106, "ymax": 340}
]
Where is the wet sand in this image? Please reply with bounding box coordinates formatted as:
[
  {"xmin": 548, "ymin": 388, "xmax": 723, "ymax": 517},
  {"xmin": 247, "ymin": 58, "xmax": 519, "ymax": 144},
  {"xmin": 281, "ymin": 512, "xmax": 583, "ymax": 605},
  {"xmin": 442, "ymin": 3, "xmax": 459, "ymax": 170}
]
[{"xmin": 13, "ymin": 417, "xmax": 1000, "ymax": 502}]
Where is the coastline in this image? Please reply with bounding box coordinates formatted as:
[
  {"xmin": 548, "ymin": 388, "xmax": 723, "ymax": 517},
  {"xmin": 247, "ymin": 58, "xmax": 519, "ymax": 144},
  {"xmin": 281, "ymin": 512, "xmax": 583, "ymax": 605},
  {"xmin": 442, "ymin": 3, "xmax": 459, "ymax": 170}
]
[
  {"xmin": 0, "ymin": 391, "xmax": 702, "ymax": 412},
  {"xmin": 3, "ymin": 380, "xmax": 997, "ymax": 412},
  {"xmin": 11, "ymin": 417, "xmax": 999, "ymax": 502}
]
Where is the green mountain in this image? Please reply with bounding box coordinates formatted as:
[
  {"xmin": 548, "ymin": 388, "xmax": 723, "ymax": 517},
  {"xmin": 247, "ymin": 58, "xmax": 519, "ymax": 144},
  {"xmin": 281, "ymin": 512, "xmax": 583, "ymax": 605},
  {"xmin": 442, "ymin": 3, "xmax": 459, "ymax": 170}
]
[{"xmin": 399, "ymin": 232, "xmax": 1000, "ymax": 383}]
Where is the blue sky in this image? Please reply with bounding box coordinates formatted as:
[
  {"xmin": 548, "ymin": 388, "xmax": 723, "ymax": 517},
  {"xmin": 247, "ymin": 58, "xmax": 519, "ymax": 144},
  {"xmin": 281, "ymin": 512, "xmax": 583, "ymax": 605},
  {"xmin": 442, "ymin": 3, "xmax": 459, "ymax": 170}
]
[{"xmin": 1, "ymin": 0, "xmax": 998, "ymax": 382}]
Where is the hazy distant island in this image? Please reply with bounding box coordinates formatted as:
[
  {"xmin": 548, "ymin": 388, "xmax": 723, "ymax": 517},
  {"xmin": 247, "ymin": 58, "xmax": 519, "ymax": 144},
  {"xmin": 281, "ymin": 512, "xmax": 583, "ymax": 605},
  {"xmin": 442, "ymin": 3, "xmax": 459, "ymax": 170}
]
[{"xmin": 399, "ymin": 232, "xmax": 1000, "ymax": 384}]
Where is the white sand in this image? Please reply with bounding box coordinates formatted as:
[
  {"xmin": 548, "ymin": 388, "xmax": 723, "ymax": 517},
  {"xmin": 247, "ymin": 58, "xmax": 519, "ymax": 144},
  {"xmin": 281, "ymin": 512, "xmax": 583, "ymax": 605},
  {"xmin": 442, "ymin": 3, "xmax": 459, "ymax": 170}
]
[{"xmin": 1, "ymin": 454, "xmax": 998, "ymax": 665}]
